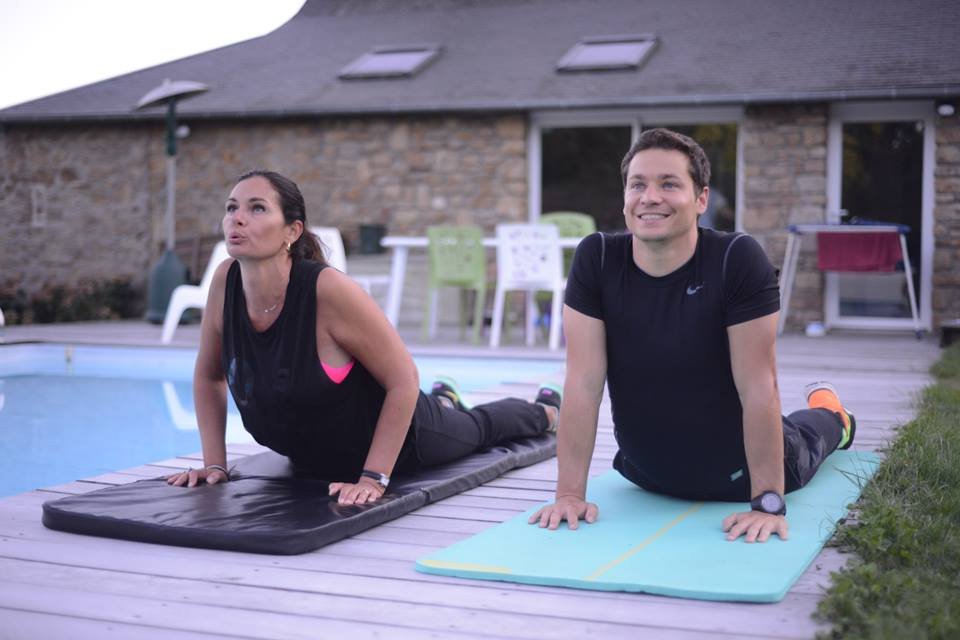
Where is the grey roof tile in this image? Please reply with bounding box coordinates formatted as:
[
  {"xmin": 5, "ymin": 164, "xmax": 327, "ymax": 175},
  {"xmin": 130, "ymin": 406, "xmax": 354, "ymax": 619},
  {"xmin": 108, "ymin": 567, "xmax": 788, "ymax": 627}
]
[{"xmin": 3, "ymin": 0, "xmax": 958, "ymax": 122}]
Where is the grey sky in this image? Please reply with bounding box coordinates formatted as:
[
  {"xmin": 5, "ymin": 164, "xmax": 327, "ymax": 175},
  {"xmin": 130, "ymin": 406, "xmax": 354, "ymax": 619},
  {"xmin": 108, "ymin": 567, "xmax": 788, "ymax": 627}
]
[{"xmin": 0, "ymin": 0, "xmax": 306, "ymax": 109}]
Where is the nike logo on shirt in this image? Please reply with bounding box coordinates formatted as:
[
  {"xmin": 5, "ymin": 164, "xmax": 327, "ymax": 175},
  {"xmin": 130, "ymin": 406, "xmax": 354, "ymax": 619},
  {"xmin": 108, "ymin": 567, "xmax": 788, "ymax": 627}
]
[{"xmin": 686, "ymin": 284, "xmax": 705, "ymax": 295}]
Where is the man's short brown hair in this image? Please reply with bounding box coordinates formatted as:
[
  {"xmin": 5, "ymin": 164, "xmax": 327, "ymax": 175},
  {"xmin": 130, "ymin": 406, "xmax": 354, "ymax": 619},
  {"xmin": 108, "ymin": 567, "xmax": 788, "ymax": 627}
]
[{"xmin": 620, "ymin": 128, "xmax": 711, "ymax": 194}]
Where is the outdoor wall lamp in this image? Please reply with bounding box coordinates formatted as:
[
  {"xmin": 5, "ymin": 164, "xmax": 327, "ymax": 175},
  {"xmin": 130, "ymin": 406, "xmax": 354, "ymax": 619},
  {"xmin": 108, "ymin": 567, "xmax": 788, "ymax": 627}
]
[{"xmin": 936, "ymin": 100, "xmax": 956, "ymax": 117}]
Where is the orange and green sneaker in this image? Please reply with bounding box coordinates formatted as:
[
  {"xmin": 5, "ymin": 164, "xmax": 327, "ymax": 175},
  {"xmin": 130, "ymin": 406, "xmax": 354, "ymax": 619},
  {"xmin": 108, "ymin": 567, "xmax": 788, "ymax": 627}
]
[{"xmin": 804, "ymin": 381, "xmax": 856, "ymax": 449}]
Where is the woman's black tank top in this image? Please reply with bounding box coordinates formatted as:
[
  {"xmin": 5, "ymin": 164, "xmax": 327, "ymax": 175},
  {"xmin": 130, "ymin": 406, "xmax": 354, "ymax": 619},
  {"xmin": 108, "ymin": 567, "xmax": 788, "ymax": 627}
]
[{"xmin": 221, "ymin": 259, "xmax": 413, "ymax": 480}]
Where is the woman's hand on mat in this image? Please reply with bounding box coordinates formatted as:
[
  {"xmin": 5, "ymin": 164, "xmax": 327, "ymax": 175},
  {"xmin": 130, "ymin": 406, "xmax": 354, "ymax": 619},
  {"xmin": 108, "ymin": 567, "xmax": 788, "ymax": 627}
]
[
  {"xmin": 721, "ymin": 511, "xmax": 789, "ymax": 543},
  {"xmin": 329, "ymin": 479, "xmax": 385, "ymax": 505},
  {"xmin": 165, "ymin": 467, "xmax": 228, "ymax": 488},
  {"xmin": 528, "ymin": 495, "xmax": 599, "ymax": 530}
]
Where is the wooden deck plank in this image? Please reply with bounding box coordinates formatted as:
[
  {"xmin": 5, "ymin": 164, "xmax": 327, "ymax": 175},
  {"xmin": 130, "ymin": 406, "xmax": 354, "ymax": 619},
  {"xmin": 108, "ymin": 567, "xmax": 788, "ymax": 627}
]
[
  {"xmin": 1, "ymin": 610, "xmax": 248, "ymax": 640},
  {"xmin": 0, "ymin": 582, "xmax": 495, "ymax": 640},
  {"xmin": 0, "ymin": 525, "xmax": 821, "ymax": 606},
  {"xmin": 0, "ymin": 548, "xmax": 825, "ymax": 638},
  {"xmin": 0, "ymin": 520, "xmax": 833, "ymax": 614},
  {"xmin": 0, "ymin": 501, "xmax": 844, "ymax": 638},
  {"xmin": 79, "ymin": 471, "xmax": 146, "ymax": 485},
  {"xmin": 34, "ymin": 481, "xmax": 115, "ymax": 495},
  {"xmin": 484, "ymin": 477, "xmax": 558, "ymax": 492}
]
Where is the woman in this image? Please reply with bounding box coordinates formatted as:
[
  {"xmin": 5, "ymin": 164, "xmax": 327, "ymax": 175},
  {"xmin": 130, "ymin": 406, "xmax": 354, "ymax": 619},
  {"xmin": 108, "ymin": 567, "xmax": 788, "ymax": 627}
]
[{"xmin": 167, "ymin": 170, "xmax": 560, "ymax": 505}]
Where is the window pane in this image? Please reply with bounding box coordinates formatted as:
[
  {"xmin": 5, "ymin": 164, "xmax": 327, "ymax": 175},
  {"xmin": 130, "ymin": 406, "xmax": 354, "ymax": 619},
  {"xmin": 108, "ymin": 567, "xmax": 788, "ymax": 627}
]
[
  {"xmin": 667, "ymin": 124, "xmax": 738, "ymax": 232},
  {"xmin": 560, "ymin": 41, "xmax": 654, "ymax": 70},
  {"xmin": 541, "ymin": 126, "xmax": 632, "ymax": 232},
  {"xmin": 340, "ymin": 48, "xmax": 436, "ymax": 78},
  {"xmin": 839, "ymin": 121, "xmax": 923, "ymax": 318}
]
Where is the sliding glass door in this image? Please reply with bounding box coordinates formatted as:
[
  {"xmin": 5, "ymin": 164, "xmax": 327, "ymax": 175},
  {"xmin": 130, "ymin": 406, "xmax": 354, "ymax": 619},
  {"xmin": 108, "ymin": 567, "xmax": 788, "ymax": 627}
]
[
  {"xmin": 530, "ymin": 107, "xmax": 743, "ymax": 233},
  {"xmin": 660, "ymin": 123, "xmax": 738, "ymax": 232},
  {"xmin": 826, "ymin": 103, "xmax": 934, "ymax": 331},
  {"xmin": 540, "ymin": 125, "xmax": 633, "ymax": 231}
]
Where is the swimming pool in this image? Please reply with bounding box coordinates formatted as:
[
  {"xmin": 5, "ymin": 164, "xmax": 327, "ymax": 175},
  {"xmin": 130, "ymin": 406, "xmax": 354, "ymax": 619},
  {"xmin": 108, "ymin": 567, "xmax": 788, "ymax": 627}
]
[{"xmin": 0, "ymin": 343, "xmax": 563, "ymax": 498}]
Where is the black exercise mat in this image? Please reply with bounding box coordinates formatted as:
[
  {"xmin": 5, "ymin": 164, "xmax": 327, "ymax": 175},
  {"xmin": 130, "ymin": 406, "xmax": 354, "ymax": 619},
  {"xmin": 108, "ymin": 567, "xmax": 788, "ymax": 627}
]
[{"xmin": 41, "ymin": 435, "xmax": 555, "ymax": 555}]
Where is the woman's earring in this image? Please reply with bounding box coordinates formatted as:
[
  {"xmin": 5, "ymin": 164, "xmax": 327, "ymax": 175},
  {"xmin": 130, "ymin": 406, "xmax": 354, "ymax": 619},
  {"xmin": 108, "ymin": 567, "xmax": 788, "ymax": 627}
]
[{"xmin": 286, "ymin": 241, "xmax": 292, "ymax": 253}]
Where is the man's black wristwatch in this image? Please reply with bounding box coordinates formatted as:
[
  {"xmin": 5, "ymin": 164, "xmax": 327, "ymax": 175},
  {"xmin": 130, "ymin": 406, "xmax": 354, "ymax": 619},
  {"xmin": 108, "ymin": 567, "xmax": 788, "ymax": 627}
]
[
  {"xmin": 360, "ymin": 469, "xmax": 390, "ymax": 491},
  {"xmin": 750, "ymin": 491, "xmax": 786, "ymax": 516}
]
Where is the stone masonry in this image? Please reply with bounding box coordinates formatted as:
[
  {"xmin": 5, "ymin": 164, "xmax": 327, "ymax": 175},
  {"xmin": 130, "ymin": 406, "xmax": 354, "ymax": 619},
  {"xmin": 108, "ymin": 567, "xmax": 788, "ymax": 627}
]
[
  {"xmin": 3, "ymin": 106, "xmax": 958, "ymax": 331},
  {"xmin": 0, "ymin": 114, "xmax": 528, "ymax": 300},
  {"xmin": 0, "ymin": 121, "xmax": 165, "ymax": 296},
  {"xmin": 741, "ymin": 104, "xmax": 829, "ymax": 330}
]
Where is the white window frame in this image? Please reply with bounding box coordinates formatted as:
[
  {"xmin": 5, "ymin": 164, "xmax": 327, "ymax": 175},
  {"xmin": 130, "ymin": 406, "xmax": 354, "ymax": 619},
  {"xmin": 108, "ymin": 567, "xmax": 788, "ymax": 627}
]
[
  {"xmin": 556, "ymin": 35, "xmax": 657, "ymax": 72},
  {"xmin": 528, "ymin": 106, "xmax": 744, "ymax": 230},
  {"xmin": 825, "ymin": 100, "xmax": 935, "ymax": 332},
  {"xmin": 338, "ymin": 44, "xmax": 440, "ymax": 79}
]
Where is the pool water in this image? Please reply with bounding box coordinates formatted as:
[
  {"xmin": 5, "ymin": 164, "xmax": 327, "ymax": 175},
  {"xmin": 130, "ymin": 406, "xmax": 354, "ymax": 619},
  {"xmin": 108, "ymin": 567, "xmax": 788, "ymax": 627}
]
[{"xmin": 0, "ymin": 344, "xmax": 562, "ymax": 498}]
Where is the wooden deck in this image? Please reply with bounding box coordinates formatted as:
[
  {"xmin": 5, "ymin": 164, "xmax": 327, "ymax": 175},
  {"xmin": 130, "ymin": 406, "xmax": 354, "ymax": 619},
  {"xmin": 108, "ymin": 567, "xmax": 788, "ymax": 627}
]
[{"xmin": 0, "ymin": 324, "xmax": 942, "ymax": 639}]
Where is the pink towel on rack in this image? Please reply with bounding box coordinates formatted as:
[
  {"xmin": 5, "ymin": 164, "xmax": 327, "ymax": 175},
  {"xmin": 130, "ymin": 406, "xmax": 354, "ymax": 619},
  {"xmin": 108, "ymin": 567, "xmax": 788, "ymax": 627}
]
[{"xmin": 816, "ymin": 232, "xmax": 903, "ymax": 272}]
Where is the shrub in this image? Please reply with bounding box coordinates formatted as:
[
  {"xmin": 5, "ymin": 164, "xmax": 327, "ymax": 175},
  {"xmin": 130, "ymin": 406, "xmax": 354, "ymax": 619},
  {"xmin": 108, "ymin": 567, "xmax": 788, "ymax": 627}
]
[{"xmin": 1, "ymin": 278, "xmax": 145, "ymax": 324}]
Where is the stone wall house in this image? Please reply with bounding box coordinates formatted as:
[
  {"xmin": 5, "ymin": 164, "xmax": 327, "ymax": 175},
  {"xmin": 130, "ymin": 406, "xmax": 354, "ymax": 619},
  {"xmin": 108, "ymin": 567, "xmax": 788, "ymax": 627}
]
[
  {"xmin": 2, "ymin": 0, "xmax": 958, "ymax": 334},
  {"xmin": 0, "ymin": 115, "xmax": 527, "ymax": 294}
]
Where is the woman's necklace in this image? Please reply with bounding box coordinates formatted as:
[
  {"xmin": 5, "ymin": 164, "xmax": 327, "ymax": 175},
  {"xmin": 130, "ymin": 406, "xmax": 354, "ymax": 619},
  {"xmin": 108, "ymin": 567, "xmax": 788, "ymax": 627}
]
[
  {"xmin": 263, "ymin": 296, "xmax": 286, "ymax": 313},
  {"xmin": 260, "ymin": 280, "xmax": 287, "ymax": 314},
  {"xmin": 262, "ymin": 292, "xmax": 285, "ymax": 314},
  {"xmin": 247, "ymin": 264, "xmax": 289, "ymax": 315}
]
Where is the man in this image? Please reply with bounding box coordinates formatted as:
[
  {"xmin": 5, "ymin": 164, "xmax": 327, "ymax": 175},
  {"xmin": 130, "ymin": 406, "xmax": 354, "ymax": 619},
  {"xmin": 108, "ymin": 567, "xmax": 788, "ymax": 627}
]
[{"xmin": 529, "ymin": 128, "xmax": 855, "ymax": 543}]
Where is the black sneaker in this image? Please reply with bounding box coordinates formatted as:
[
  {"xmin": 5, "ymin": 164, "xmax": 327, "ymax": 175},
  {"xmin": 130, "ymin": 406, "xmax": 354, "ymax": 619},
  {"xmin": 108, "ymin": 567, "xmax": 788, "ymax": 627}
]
[
  {"xmin": 534, "ymin": 382, "xmax": 562, "ymax": 433},
  {"xmin": 430, "ymin": 375, "xmax": 470, "ymax": 411}
]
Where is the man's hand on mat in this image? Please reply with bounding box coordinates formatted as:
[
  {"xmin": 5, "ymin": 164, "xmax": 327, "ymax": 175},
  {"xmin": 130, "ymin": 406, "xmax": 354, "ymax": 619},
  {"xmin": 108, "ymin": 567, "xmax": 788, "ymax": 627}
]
[
  {"xmin": 721, "ymin": 511, "xmax": 789, "ymax": 543},
  {"xmin": 528, "ymin": 495, "xmax": 599, "ymax": 530},
  {"xmin": 329, "ymin": 479, "xmax": 385, "ymax": 506},
  {"xmin": 166, "ymin": 467, "xmax": 228, "ymax": 488}
]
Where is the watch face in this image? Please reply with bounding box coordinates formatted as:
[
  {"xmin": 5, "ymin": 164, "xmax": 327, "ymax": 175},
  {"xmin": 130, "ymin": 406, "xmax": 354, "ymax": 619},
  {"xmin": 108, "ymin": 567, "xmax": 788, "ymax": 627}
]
[{"xmin": 761, "ymin": 493, "xmax": 783, "ymax": 513}]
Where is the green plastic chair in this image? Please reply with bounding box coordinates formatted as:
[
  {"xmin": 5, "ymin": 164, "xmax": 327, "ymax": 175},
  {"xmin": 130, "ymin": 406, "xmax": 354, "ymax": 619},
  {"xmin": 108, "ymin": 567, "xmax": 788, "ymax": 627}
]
[
  {"xmin": 422, "ymin": 225, "xmax": 488, "ymax": 343},
  {"xmin": 540, "ymin": 211, "xmax": 597, "ymax": 275},
  {"xmin": 535, "ymin": 212, "xmax": 597, "ymax": 335}
]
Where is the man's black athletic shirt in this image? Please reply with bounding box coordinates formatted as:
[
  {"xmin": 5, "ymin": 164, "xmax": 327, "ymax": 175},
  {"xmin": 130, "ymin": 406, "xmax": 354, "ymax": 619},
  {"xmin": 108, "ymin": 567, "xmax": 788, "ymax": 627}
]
[{"xmin": 564, "ymin": 228, "xmax": 780, "ymax": 500}]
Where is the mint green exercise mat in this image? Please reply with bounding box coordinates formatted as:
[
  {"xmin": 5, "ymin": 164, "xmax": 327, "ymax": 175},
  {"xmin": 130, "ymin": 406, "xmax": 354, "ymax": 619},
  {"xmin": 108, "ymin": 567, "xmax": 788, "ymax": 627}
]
[{"xmin": 416, "ymin": 450, "xmax": 879, "ymax": 602}]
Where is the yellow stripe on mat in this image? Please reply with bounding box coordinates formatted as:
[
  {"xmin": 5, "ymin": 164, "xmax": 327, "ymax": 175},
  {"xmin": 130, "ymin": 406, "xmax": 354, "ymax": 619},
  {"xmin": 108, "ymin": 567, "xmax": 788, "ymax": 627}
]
[
  {"xmin": 585, "ymin": 502, "xmax": 704, "ymax": 581},
  {"xmin": 419, "ymin": 559, "xmax": 513, "ymax": 574}
]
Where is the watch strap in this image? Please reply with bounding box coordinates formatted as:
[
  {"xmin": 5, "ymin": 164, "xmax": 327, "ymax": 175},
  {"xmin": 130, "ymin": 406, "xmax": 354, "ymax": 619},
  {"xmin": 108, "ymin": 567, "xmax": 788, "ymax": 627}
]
[
  {"xmin": 750, "ymin": 491, "xmax": 786, "ymax": 516},
  {"xmin": 360, "ymin": 470, "xmax": 390, "ymax": 489}
]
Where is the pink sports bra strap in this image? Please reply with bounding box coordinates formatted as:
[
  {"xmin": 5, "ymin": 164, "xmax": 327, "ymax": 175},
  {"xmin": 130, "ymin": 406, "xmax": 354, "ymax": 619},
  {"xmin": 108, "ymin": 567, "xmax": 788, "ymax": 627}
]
[{"xmin": 321, "ymin": 359, "xmax": 355, "ymax": 384}]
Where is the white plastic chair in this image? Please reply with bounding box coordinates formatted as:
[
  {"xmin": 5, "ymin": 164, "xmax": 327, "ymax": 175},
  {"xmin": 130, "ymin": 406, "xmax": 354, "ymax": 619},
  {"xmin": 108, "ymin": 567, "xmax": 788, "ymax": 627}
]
[
  {"xmin": 160, "ymin": 229, "xmax": 389, "ymax": 343},
  {"xmin": 311, "ymin": 226, "xmax": 348, "ymax": 272},
  {"xmin": 161, "ymin": 241, "xmax": 230, "ymax": 343},
  {"xmin": 489, "ymin": 223, "xmax": 564, "ymax": 350},
  {"xmin": 311, "ymin": 226, "xmax": 390, "ymax": 294}
]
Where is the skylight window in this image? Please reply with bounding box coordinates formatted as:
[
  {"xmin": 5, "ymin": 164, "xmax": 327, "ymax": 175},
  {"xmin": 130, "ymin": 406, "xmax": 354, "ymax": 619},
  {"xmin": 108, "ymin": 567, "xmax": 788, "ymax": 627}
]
[
  {"xmin": 339, "ymin": 45, "xmax": 441, "ymax": 79},
  {"xmin": 557, "ymin": 35, "xmax": 657, "ymax": 72}
]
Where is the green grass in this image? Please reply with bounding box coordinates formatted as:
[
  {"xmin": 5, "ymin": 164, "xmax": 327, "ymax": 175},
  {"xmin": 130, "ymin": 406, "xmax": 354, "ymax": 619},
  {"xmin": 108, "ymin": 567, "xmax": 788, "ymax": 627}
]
[{"xmin": 816, "ymin": 343, "xmax": 960, "ymax": 639}]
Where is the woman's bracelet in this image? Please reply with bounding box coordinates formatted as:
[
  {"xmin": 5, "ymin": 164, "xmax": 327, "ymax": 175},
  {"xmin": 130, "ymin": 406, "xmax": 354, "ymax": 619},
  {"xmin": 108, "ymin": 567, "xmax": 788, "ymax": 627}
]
[{"xmin": 205, "ymin": 464, "xmax": 231, "ymax": 480}]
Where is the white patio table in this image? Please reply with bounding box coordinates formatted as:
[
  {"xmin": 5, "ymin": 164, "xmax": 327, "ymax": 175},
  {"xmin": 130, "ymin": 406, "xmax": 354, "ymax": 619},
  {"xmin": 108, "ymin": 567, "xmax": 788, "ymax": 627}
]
[{"xmin": 380, "ymin": 234, "xmax": 585, "ymax": 328}]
